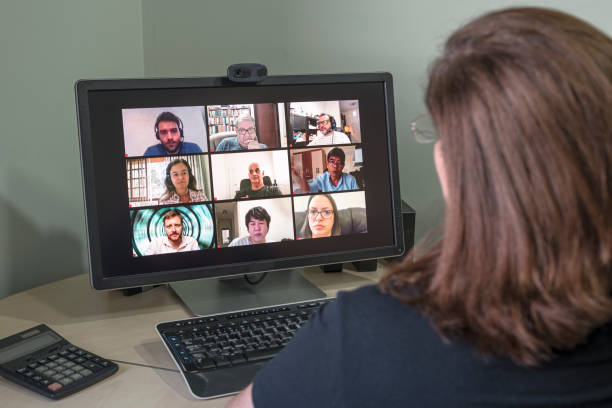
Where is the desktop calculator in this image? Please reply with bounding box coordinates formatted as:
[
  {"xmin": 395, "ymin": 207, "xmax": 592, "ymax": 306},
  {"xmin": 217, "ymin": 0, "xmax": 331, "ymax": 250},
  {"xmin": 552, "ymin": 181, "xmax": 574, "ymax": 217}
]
[{"xmin": 0, "ymin": 324, "xmax": 118, "ymax": 399}]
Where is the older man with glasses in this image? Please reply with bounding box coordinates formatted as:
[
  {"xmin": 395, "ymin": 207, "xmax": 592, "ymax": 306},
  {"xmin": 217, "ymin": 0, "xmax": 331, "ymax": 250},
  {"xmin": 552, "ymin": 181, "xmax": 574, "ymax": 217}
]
[{"xmin": 216, "ymin": 113, "xmax": 268, "ymax": 151}]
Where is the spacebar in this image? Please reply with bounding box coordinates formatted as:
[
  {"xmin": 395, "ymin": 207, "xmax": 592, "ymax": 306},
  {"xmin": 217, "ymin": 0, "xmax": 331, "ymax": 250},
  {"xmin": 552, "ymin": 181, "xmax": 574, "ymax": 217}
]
[{"xmin": 245, "ymin": 346, "xmax": 284, "ymax": 362}]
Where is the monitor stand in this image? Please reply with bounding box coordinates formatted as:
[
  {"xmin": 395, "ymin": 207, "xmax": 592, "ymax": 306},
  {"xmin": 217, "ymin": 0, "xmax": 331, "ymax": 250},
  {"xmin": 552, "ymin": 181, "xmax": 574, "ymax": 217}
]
[{"xmin": 169, "ymin": 269, "xmax": 327, "ymax": 316}]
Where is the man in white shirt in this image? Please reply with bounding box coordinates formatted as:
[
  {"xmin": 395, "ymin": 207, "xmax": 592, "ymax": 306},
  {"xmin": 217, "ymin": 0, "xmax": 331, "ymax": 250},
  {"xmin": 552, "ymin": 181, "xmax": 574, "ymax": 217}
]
[
  {"xmin": 307, "ymin": 113, "xmax": 351, "ymax": 146},
  {"xmin": 145, "ymin": 210, "xmax": 200, "ymax": 255}
]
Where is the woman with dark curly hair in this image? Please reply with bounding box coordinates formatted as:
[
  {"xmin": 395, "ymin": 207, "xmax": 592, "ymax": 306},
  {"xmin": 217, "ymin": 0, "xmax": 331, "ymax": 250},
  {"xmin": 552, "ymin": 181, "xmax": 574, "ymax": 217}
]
[
  {"xmin": 229, "ymin": 8, "xmax": 612, "ymax": 408},
  {"xmin": 158, "ymin": 158, "xmax": 208, "ymax": 204}
]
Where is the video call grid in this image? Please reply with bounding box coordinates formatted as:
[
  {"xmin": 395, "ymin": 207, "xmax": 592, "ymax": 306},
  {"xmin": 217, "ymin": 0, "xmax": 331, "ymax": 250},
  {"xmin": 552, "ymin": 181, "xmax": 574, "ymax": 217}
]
[{"xmin": 123, "ymin": 101, "xmax": 368, "ymax": 257}]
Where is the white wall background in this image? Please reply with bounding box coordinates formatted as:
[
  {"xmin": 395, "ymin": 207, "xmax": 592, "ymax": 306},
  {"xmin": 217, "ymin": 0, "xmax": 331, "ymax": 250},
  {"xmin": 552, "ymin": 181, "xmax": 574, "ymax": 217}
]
[
  {"xmin": 122, "ymin": 106, "xmax": 208, "ymax": 156},
  {"xmin": 3, "ymin": 0, "xmax": 612, "ymax": 298},
  {"xmin": 210, "ymin": 151, "xmax": 290, "ymax": 200}
]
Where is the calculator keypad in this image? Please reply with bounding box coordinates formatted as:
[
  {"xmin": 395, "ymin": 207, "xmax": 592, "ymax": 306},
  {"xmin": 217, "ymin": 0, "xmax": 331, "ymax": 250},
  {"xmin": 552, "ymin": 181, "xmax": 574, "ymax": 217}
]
[{"xmin": 14, "ymin": 345, "xmax": 111, "ymax": 393}]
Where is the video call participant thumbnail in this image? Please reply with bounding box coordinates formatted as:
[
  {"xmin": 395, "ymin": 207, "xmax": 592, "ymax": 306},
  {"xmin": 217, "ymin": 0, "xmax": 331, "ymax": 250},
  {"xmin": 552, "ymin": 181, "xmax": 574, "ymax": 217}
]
[
  {"xmin": 235, "ymin": 162, "xmax": 282, "ymax": 199},
  {"xmin": 298, "ymin": 194, "xmax": 341, "ymax": 239},
  {"xmin": 159, "ymin": 159, "xmax": 208, "ymax": 204},
  {"xmin": 229, "ymin": 206, "xmax": 270, "ymax": 246},
  {"xmin": 216, "ymin": 113, "xmax": 268, "ymax": 151},
  {"xmin": 307, "ymin": 113, "xmax": 351, "ymax": 146},
  {"xmin": 144, "ymin": 112, "xmax": 203, "ymax": 156},
  {"xmin": 145, "ymin": 210, "xmax": 200, "ymax": 254},
  {"xmin": 293, "ymin": 148, "xmax": 358, "ymax": 193}
]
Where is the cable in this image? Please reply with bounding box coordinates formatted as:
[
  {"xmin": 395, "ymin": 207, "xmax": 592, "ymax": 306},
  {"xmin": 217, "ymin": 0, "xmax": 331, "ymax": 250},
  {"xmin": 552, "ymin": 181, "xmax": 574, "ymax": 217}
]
[{"xmin": 244, "ymin": 272, "xmax": 267, "ymax": 285}]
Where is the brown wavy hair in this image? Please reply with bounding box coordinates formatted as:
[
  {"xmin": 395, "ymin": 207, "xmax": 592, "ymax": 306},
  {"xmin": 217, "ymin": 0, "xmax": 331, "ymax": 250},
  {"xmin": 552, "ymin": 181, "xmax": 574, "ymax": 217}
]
[{"xmin": 380, "ymin": 8, "xmax": 612, "ymax": 365}]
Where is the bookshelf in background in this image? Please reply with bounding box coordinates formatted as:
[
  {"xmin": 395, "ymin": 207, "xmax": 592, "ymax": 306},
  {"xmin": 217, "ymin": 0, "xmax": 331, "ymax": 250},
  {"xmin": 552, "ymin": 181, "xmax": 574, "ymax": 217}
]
[{"xmin": 207, "ymin": 105, "xmax": 252, "ymax": 134}]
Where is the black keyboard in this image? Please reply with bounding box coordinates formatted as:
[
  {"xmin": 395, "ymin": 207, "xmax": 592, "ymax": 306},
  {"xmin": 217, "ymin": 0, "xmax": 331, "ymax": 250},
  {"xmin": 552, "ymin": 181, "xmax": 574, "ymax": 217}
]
[{"xmin": 156, "ymin": 297, "xmax": 334, "ymax": 399}]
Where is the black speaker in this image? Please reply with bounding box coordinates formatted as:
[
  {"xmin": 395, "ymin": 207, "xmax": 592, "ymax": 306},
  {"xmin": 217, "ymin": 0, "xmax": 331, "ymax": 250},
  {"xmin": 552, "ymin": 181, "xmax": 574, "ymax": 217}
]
[
  {"xmin": 387, "ymin": 200, "xmax": 416, "ymax": 262},
  {"xmin": 322, "ymin": 200, "xmax": 416, "ymax": 273}
]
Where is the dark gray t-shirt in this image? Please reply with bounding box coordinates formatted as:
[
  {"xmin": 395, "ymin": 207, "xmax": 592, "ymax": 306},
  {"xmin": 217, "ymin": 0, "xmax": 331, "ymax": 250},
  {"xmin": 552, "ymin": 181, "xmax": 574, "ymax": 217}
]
[{"xmin": 253, "ymin": 285, "xmax": 612, "ymax": 407}]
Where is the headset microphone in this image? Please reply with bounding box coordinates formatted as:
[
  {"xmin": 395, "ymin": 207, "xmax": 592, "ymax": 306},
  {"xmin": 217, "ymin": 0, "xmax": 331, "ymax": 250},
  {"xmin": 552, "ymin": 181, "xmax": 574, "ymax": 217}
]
[{"xmin": 154, "ymin": 112, "xmax": 185, "ymax": 153}]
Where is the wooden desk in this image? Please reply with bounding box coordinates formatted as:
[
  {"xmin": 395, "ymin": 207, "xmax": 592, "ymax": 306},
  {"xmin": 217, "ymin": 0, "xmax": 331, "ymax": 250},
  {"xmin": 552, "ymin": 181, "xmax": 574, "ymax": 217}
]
[{"xmin": 0, "ymin": 265, "xmax": 383, "ymax": 407}]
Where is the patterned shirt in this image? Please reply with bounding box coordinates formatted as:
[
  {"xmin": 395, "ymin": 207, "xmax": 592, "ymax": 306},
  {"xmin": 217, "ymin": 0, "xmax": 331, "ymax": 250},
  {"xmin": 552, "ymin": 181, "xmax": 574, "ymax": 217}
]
[{"xmin": 159, "ymin": 189, "xmax": 208, "ymax": 204}]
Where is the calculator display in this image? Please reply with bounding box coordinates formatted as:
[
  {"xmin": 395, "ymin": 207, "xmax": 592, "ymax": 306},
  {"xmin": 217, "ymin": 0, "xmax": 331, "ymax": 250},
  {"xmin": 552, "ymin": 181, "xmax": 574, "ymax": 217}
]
[{"xmin": 0, "ymin": 332, "xmax": 60, "ymax": 364}]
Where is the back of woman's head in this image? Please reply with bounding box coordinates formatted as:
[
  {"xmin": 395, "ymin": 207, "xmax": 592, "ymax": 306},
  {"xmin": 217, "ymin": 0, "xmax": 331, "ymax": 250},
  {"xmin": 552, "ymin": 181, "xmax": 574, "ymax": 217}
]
[{"xmin": 382, "ymin": 7, "xmax": 612, "ymax": 365}]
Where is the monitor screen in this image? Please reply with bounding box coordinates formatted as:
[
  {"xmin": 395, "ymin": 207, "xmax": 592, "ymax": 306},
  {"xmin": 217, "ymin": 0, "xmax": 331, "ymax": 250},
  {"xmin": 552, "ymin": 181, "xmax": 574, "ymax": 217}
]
[{"xmin": 76, "ymin": 73, "xmax": 403, "ymax": 290}]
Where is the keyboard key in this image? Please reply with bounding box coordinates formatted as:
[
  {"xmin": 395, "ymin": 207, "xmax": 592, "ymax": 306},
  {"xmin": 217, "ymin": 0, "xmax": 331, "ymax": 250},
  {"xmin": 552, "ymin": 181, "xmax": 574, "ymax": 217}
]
[
  {"xmin": 83, "ymin": 361, "xmax": 103, "ymax": 372},
  {"xmin": 230, "ymin": 353, "xmax": 247, "ymax": 365},
  {"xmin": 59, "ymin": 377, "xmax": 74, "ymax": 386},
  {"xmin": 213, "ymin": 356, "xmax": 231, "ymax": 368},
  {"xmin": 47, "ymin": 382, "xmax": 62, "ymax": 392},
  {"xmin": 51, "ymin": 373, "xmax": 65, "ymax": 381},
  {"xmin": 245, "ymin": 346, "xmax": 283, "ymax": 363}
]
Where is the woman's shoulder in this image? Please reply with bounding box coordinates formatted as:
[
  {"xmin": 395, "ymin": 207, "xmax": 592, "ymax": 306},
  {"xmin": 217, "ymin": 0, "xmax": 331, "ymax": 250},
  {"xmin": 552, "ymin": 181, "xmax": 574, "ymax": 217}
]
[{"xmin": 330, "ymin": 284, "xmax": 434, "ymax": 339}]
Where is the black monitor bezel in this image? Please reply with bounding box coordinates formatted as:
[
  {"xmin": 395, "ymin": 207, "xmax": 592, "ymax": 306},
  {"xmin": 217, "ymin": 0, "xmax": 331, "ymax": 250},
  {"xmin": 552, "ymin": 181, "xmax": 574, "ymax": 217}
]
[{"xmin": 75, "ymin": 72, "xmax": 404, "ymax": 290}]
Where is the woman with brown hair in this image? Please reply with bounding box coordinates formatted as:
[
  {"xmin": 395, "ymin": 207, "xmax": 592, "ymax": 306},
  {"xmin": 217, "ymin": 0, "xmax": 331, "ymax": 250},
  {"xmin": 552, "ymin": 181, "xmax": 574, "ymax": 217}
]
[{"xmin": 228, "ymin": 8, "xmax": 612, "ymax": 407}]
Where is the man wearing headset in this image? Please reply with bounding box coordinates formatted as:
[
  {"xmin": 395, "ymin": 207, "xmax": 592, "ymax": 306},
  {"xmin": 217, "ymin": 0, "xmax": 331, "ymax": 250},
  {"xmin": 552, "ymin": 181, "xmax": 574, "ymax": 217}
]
[
  {"xmin": 307, "ymin": 113, "xmax": 351, "ymax": 146},
  {"xmin": 143, "ymin": 111, "xmax": 203, "ymax": 156}
]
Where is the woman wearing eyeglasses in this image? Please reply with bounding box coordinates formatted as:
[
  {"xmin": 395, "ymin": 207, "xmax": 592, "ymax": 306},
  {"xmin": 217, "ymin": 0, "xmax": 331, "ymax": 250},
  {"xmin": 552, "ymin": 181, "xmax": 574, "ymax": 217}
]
[
  {"xmin": 229, "ymin": 7, "xmax": 612, "ymax": 408},
  {"xmin": 298, "ymin": 194, "xmax": 341, "ymax": 239}
]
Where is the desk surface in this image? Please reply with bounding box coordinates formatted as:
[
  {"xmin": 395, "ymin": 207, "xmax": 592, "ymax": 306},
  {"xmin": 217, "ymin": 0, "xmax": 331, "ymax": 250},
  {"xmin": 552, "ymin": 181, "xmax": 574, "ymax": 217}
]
[{"xmin": 0, "ymin": 265, "xmax": 383, "ymax": 407}]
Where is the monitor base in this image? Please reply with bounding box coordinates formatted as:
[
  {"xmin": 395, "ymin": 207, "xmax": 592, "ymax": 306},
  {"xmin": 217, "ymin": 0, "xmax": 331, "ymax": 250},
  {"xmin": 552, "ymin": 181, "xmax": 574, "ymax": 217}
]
[{"xmin": 169, "ymin": 269, "xmax": 327, "ymax": 316}]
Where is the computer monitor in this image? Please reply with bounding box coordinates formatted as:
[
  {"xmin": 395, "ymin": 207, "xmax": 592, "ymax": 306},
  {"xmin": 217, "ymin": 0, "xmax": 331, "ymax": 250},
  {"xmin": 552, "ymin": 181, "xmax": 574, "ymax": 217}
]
[{"xmin": 75, "ymin": 72, "xmax": 404, "ymax": 315}]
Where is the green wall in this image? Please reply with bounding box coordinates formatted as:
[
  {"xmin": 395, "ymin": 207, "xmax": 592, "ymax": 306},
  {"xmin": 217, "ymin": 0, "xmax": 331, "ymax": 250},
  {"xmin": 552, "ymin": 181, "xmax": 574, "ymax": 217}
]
[
  {"xmin": 142, "ymin": 0, "xmax": 612, "ymax": 249},
  {"xmin": 0, "ymin": 0, "xmax": 144, "ymax": 299},
  {"xmin": 1, "ymin": 0, "xmax": 611, "ymax": 298}
]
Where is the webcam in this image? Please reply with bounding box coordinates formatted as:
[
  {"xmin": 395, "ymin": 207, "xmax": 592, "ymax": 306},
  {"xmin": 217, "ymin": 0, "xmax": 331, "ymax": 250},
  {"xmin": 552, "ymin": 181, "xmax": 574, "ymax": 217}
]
[{"xmin": 227, "ymin": 63, "xmax": 268, "ymax": 83}]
